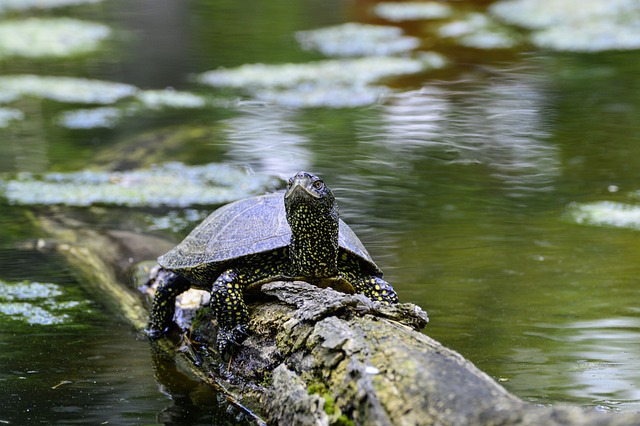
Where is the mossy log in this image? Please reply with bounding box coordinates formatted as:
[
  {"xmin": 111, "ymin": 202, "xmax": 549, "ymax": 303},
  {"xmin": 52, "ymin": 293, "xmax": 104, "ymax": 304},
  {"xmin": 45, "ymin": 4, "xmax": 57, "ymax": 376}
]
[{"xmin": 32, "ymin": 211, "xmax": 640, "ymax": 426}]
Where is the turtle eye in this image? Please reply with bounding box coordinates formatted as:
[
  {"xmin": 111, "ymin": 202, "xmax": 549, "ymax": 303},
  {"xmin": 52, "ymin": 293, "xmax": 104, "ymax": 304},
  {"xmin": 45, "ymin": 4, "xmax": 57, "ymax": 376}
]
[
  {"xmin": 313, "ymin": 180, "xmax": 324, "ymax": 190},
  {"xmin": 287, "ymin": 177, "xmax": 294, "ymax": 187}
]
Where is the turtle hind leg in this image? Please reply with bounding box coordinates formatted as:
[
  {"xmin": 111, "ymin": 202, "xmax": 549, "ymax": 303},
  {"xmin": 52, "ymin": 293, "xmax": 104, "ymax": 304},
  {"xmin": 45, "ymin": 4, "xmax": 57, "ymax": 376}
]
[
  {"xmin": 352, "ymin": 275, "xmax": 399, "ymax": 305},
  {"xmin": 147, "ymin": 268, "xmax": 191, "ymax": 339},
  {"xmin": 210, "ymin": 269, "xmax": 251, "ymax": 357}
]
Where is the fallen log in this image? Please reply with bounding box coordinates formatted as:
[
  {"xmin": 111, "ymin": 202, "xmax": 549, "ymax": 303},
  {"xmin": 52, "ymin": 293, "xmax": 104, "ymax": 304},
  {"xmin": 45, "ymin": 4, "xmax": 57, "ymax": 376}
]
[{"xmin": 31, "ymin": 211, "xmax": 640, "ymax": 426}]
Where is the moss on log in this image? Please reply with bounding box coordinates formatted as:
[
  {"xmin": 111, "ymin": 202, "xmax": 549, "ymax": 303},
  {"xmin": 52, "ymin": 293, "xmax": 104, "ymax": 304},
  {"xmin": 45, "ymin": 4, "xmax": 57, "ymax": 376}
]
[{"xmin": 31, "ymin": 211, "xmax": 640, "ymax": 426}]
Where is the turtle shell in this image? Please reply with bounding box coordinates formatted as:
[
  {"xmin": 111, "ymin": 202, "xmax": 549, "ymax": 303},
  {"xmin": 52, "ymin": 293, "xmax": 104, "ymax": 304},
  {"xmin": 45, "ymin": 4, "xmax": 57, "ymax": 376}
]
[{"xmin": 158, "ymin": 191, "xmax": 381, "ymax": 285}]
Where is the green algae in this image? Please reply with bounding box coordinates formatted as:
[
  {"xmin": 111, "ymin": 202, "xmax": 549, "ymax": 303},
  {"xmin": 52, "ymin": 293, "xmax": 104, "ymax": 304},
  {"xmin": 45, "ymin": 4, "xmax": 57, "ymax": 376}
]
[
  {"xmin": 0, "ymin": 75, "xmax": 137, "ymax": 104},
  {"xmin": 437, "ymin": 12, "xmax": 519, "ymax": 49},
  {"xmin": 491, "ymin": 0, "xmax": 640, "ymax": 51},
  {"xmin": 0, "ymin": 280, "xmax": 88, "ymax": 326},
  {"xmin": 0, "ymin": 18, "xmax": 110, "ymax": 59},
  {"xmin": 295, "ymin": 23, "xmax": 420, "ymax": 57},
  {"xmin": 57, "ymin": 90, "xmax": 207, "ymax": 129},
  {"xmin": 373, "ymin": 2, "xmax": 452, "ymax": 22},
  {"xmin": 135, "ymin": 89, "xmax": 207, "ymax": 110},
  {"xmin": 0, "ymin": 0, "xmax": 104, "ymax": 13},
  {"xmin": 568, "ymin": 201, "xmax": 640, "ymax": 230},
  {"xmin": 57, "ymin": 107, "xmax": 121, "ymax": 129},
  {"xmin": 199, "ymin": 56, "xmax": 441, "ymax": 89},
  {"xmin": 0, "ymin": 162, "xmax": 279, "ymax": 207},
  {"xmin": 197, "ymin": 54, "xmax": 446, "ymax": 108},
  {"xmin": 0, "ymin": 107, "xmax": 23, "ymax": 127}
]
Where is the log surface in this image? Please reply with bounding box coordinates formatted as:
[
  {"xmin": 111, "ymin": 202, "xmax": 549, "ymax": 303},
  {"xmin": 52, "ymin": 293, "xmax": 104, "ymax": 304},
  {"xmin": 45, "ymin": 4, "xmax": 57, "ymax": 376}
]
[{"xmin": 32, "ymin": 212, "xmax": 640, "ymax": 426}]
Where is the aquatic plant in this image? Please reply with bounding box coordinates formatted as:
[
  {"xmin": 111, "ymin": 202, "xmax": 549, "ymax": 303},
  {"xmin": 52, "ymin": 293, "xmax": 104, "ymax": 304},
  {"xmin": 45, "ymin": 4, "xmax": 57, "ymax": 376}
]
[
  {"xmin": 0, "ymin": 75, "xmax": 137, "ymax": 104},
  {"xmin": 254, "ymin": 84, "xmax": 389, "ymax": 108},
  {"xmin": 295, "ymin": 23, "xmax": 420, "ymax": 57},
  {"xmin": 437, "ymin": 13, "xmax": 519, "ymax": 49},
  {"xmin": 0, "ymin": 107, "xmax": 23, "ymax": 128},
  {"xmin": 491, "ymin": 0, "xmax": 640, "ymax": 51},
  {"xmin": 0, "ymin": 280, "xmax": 85, "ymax": 325},
  {"xmin": 373, "ymin": 2, "xmax": 452, "ymax": 22},
  {"xmin": 0, "ymin": 0, "xmax": 104, "ymax": 13},
  {"xmin": 0, "ymin": 18, "xmax": 110, "ymax": 59},
  {"xmin": 58, "ymin": 107, "xmax": 122, "ymax": 129},
  {"xmin": 135, "ymin": 89, "xmax": 207, "ymax": 110},
  {"xmin": 568, "ymin": 201, "xmax": 640, "ymax": 230},
  {"xmin": 0, "ymin": 162, "xmax": 279, "ymax": 207},
  {"xmin": 197, "ymin": 54, "xmax": 446, "ymax": 108}
]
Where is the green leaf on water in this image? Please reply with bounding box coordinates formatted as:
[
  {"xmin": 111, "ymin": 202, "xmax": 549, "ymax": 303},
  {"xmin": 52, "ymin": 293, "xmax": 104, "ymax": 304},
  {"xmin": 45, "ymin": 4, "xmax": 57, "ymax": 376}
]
[
  {"xmin": 491, "ymin": 0, "xmax": 640, "ymax": 51},
  {"xmin": 0, "ymin": 18, "xmax": 110, "ymax": 59},
  {"xmin": 0, "ymin": 162, "xmax": 279, "ymax": 207},
  {"xmin": 0, "ymin": 75, "xmax": 137, "ymax": 104}
]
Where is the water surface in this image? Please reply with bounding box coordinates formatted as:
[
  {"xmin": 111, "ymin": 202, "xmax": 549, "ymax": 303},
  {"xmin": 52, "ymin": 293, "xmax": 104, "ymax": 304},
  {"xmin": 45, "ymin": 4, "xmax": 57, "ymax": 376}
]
[{"xmin": 2, "ymin": 0, "xmax": 640, "ymax": 422}]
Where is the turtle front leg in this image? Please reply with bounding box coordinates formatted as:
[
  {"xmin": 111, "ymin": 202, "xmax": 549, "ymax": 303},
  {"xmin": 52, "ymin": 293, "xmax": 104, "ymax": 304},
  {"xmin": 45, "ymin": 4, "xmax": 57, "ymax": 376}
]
[
  {"xmin": 352, "ymin": 276, "xmax": 399, "ymax": 304},
  {"xmin": 147, "ymin": 268, "xmax": 191, "ymax": 339},
  {"xmin": 210, "ymin": 269, "xmax": 250, "ymax": 356}
]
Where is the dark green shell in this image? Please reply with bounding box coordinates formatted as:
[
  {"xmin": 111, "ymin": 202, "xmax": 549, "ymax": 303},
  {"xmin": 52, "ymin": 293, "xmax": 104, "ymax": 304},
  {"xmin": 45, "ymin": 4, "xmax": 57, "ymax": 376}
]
[{"xmin": 158, "ymin": 191, "xmax": 381, "ymax": 284}]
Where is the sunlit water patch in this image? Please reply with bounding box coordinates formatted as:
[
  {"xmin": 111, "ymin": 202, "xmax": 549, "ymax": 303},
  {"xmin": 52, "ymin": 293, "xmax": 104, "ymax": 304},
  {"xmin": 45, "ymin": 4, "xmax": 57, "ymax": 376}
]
[
  {"xmin": 0, "ymin": 163, "xmax": 279, "ymax": 207},
  {"xmin": 0, "ymin": 18, "xmax": 110, "ymax": 59},
  {"xmin": 491, "ymin": 0, "xmax": 640, "ymax": 51},
  {"xmin": 295, "ymin": 23, "xmax": 420, "ymax": 57},
  {"xmin": 0, "ymin": 279, "xmax": 88, "ymax": 325}
]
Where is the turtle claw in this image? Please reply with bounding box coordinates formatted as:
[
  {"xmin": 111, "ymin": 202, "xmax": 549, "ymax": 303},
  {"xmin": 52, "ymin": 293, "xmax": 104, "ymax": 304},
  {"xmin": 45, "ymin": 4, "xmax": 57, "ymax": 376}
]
[
  {"xmin": 217, "ymin": 324, "xmax": 249, "ymax": 359},
  {"xmin": 145, "ymin": 327, "xmax": 166, "ymax": 341}
]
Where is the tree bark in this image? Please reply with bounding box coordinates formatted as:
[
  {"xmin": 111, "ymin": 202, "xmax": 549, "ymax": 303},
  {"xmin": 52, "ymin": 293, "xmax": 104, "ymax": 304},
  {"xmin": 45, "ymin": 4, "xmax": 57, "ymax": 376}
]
[{"xmin": 31, "ymin": 211, "xmax": 640, "ymax": 426}]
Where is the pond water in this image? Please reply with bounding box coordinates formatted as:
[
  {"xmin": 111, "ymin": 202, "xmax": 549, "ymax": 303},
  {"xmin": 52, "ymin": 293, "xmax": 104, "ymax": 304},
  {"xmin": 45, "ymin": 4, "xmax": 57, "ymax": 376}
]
[{"xmin": 2, "ymin": 0, "xmax": 640, "ymax": 423}]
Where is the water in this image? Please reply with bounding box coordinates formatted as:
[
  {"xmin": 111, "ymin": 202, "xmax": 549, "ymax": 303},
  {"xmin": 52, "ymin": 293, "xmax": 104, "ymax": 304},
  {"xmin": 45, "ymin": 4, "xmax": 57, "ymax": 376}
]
[{"xmin": 2, "ymin": 0, "xmax": 640, "ymax": 422}]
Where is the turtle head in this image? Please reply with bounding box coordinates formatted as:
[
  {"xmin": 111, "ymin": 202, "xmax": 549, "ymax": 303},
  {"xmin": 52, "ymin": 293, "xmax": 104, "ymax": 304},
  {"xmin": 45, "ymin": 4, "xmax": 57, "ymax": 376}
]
[
  {"xmin": 285, "ymin": 172, "xmax": 335, "ymax": 207},
  {"xmin": 284, "ymin": 172, "xmax": 339, "ymax": 276}
]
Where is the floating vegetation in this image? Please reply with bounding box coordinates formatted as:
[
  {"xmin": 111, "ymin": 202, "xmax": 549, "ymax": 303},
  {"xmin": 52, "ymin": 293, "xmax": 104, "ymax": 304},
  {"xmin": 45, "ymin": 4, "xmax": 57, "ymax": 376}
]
[
  {"xmin": 58, "ymin": 89, "xmax": 206, "ymax": 129},
  {"xmin": 0, "ymin": 75, "xmax": 137, "ymax": 104},
  {"xmin": 146, "ymin": 209, "xmax": 210, "ymax": 233},
  {"xmin": 438, "ymin": 13, "xmax": 519, "ymax": 49},
  {"xmin": 0, "ymin": 0, "xmax": 104, "ymax": 13},
  {"xmin": 135, "ymin": 89, "xmax": 207, "ymax": 110},
  {"xmin": 490, "ymin": 0, "xmax": 640, "ymax": 51},
  {"xmin": 0, "ymin": 280, "xmax": 85, "ymax": 325},
  {"xmin": 0, "ymin": 162, "xmax": 279, "ymax": 207},
  {"xmin": 295, "ymin": 23, "xmax": 420, "ymax": 57},
  {"xmin": 58, "ymin": 89, "xmax": 207, "ymax": 129},
  {"xmin": 0, "ymin": 18, "xmax": 110, "ymax": 59},
  {"xmin": 373, "ymin": 2, "xmax": 453, "ymax": 22},
  {"xmin": 0, "ymin": 107, "xmax": 23, "ymax": 128},
  {"xmin": 255, "ymin": 84, "xmax": 389, "ymax": 108},
  {"xmin": 197, "ymin": 54, "xmax": 446, "ymax": 108},
  {"xmin": 532, "ymin": 22, "xmax": 640, "ymax": 52},
  {"xmin": 568, "ymin": 201, "xmax": 640, "ymax": 230},
  {"xmin": 58, "ymin": 107, "xmax": 122, "ymax": 129}
]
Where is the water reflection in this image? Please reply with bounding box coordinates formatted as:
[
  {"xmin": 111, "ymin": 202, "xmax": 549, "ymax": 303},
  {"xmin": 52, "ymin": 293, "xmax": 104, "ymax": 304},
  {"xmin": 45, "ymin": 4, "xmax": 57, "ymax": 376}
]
[
  {"xmin": 223, "ymin": 103, "xmax": 311, "ymax": 178},
  {"xmin": 373, "ymin": 69, "xmax": 560, "ymax": 198},
  {"xmin": 513, "ymin": 317, "xmax": 640, "ymax": 409}
]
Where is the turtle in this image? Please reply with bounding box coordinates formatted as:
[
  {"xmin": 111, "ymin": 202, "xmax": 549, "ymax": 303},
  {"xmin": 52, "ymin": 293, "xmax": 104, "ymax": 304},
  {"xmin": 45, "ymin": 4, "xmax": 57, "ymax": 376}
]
[{"xmin": 146, "ymin": 171, "xmax": 398, "ymax": 354}]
